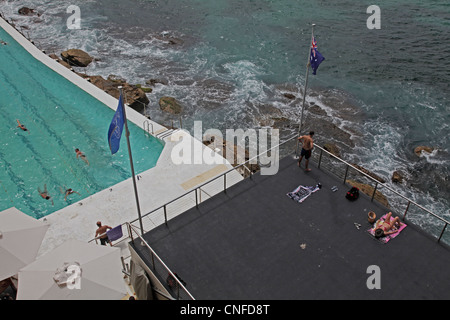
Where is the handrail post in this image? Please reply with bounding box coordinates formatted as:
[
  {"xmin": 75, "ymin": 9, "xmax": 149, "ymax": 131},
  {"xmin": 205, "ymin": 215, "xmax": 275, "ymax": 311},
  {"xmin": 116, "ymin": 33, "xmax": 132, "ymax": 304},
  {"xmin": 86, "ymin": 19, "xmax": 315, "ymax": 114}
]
[
  {"xmin": 371, "ymin": 182, "xmax": 378, "ymax": 202},
  {"xmin": 224, "ymin": 173, "xmax": 227, "ymax": 193},
  {"xmin": 164, "ymin": 205, "xmax": 168, "ymax": 226},
  {"xmin": 195, "ymin": 189, "xmax": 199, "ymax": 208},
  {"xmin": 438, "ymin": 223, "xmax": 448, "ymax": 243},
  {"xmin": 128, "ymin": 223, "xmax": 134, "ymax": 245},
  {"xmin": 403, "ymin": 201, "xmax": 411, "ymax": 220},
  {"xmin": 343, "ymin": 165, "xmax": 349, "ymax": 183},
  {"xmin": 151, "ymin": 251, "xmax": 156, "ymax": 270},
  {"xmin": 318, "ymin": 149, "xmax": 323, "ymax": 169}
]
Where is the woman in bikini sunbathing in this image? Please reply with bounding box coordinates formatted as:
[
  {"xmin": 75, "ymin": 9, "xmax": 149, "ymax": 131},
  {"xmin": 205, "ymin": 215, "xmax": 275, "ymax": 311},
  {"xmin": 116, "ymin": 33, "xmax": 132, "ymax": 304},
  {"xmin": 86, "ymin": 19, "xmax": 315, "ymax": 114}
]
[{"xmin": 374, "ymin": 212, "xmax": 401, "ymax": 238}]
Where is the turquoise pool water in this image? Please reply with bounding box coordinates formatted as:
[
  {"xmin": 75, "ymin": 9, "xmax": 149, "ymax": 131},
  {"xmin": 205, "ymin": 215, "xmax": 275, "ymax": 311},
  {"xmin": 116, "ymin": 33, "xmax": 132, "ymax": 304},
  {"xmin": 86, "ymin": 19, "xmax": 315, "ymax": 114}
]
[{"xmin": 0, "ymin": 27, "xmax": 164, "ymax": 219}]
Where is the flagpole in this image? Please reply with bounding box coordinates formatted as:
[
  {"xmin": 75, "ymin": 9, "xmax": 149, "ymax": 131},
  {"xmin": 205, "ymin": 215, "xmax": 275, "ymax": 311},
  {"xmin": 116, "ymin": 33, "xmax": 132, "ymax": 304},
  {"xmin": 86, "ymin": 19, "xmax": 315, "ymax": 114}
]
[
  {"xmin": 119, "ymin": 86, "xmax": 144, "ymax": 236},
  {"xmin": 296, "ymin": 23, "xmax": 315, "ymax": 157}
]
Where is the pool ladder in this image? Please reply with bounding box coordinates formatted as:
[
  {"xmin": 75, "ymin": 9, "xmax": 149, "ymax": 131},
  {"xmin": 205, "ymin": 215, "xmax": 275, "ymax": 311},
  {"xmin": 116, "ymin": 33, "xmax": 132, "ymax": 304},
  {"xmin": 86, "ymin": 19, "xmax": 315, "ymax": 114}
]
[{"xmin": 143, "ymin": 120, "xmax": 154, "ymax": 136}]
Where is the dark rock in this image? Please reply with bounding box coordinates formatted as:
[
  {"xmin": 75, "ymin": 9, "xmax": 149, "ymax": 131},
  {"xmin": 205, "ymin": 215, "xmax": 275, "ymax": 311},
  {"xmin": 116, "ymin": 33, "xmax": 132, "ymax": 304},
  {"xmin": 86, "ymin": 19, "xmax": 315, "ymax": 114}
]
[
  {"xmin": 283, "ymin": 93, "xmax": 296, "ymax": 100},
  {"xmin": 146, "ymin": 78, "xmax": 169, "ymax": 86},
  {"xmin": 392, "ymin": 171, "xmax": 404, "ymax": 183},
  {"xmin": 159, "ymin": 96, "xmax": 183, "ymax": 115},
  {"xmin": 80, "ymin": 74, "xmax": 149, "ymax": 112},
  {"xmin": 414, "ymin": 146, "xmax": 434, "ymax": 157},
  {"xmin": 48, "ymin": 53, "xmax": 72, "ymax": 69},
  {"xmin": 155, "ymin": 35, "xmax": 184, "ymax": 46},
  {"xmin": 271, "ymin": 117, "xmax": 291, "ymax": 129},
  {"xmin": 303, "ymin": 120, "xmax": 354, "ymax": 149},
  {"xmin": 107, "ymin": 74, "xmax": 127, "ymax": 83},
  {"xmin": 18, "ymin": 7, "xmax": 38, "ymax": 16},
  {"xmin": 308, "ymin": 104, "xmax": 328, "ymax": 116},
  {"xmin": 135, "ymin": 84, "xmax": 152, "ymax": 93},
  {"xmin": 61, "ymin": 49, "xmax": 93, "ymax": 67},
  {"xmin": 323, "ymin": 143, "xmax": 340, "ymax": 158}
]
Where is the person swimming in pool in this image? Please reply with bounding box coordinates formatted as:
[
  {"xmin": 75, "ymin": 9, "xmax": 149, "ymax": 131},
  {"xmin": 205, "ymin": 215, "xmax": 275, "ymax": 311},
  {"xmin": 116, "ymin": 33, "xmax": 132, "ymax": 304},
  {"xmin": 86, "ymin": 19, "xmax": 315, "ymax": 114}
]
[
  {"xmin": 75, "ymin": 148, "xmax": 89, "ymax": 165},
  {"xmin": 59, "ymin": 186, "xmax": 80, "ymax": 201},
  {"xmin": 38, "ymin": 184, "xmax": 54, "ymax": 205},
  {"xmin": 64, "ymin": 188, "xmax": 80, "ymax": 201},
  {"xmin": 16, "ymin": 119, "xmax": 28, "ymax": 132}
]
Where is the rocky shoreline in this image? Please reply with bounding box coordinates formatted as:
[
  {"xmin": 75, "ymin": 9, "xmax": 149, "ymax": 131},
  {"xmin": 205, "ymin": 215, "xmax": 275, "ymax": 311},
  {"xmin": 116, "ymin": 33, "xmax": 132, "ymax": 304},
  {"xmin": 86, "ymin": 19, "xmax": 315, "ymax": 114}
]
[{"xmin": 48, "ymin": 51, "xmax": 151, "ymax": 112}]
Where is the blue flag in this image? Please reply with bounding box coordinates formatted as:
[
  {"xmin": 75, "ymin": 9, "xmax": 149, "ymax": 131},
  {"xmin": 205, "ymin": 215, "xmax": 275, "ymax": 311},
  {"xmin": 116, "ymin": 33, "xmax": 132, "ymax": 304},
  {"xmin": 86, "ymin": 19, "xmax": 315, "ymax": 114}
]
[
  {"xmin": 310, "ymin": 37, "xmax": 325, "ymax": 75},
  {"xmin": 107, "ymin": 94, "xmax": 125, "ymax": 154}
]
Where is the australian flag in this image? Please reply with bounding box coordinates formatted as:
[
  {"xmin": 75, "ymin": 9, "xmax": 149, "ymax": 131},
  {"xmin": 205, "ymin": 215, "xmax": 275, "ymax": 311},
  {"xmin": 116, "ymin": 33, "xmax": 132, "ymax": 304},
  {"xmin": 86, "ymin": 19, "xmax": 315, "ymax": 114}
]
[
  {"xmin": 310, "ymin": 37, "xmax": 325, "ymax": 75},
  {"xmin": 107, "ymin": 94, "xmax": 125, "ymax": 154}
]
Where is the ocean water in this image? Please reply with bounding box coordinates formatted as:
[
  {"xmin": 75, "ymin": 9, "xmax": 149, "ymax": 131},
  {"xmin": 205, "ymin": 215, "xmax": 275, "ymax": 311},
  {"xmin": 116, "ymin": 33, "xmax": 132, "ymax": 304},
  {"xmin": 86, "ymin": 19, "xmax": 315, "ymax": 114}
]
[{"xmin": 1, "ymin": 1, "xmax": 448, "ymax": 231}]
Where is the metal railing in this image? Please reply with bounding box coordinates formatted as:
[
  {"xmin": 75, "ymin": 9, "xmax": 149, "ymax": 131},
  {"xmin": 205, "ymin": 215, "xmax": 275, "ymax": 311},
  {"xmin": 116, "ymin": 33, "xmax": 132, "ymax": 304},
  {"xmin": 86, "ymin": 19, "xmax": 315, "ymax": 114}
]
[
  {"xmin": 126, "ymin": 223, "xmax": 195, "ymax": 300},
  {"xmin": 88, "ymin": 222, "xmax": 195, "ymax": 300},
  {"xmin": 310, "ymin": 143, "xmax": 450, "ymax": 243},
  {"xmin": 127, "ymin": 133, "xmax": 289, "ymax": 230},
  {"xmin": 85, "ymin": 135, "xmax": 450, "ymax": 300}
]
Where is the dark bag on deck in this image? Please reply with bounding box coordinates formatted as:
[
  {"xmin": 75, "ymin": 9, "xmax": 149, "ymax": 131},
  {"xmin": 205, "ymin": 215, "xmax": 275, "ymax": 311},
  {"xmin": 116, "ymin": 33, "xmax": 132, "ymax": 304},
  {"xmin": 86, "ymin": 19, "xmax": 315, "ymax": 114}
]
[{"xmin": 346, "ymin": 186, "xmax": 359, "ymax": 201}]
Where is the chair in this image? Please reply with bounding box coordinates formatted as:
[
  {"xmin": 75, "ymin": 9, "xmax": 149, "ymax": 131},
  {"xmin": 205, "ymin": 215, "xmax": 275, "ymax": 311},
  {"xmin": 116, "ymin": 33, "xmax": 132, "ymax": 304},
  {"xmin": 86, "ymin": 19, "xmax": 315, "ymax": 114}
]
[{"xmin": 106, "ymin": 225, "xmax": 123, "ymax": 245}]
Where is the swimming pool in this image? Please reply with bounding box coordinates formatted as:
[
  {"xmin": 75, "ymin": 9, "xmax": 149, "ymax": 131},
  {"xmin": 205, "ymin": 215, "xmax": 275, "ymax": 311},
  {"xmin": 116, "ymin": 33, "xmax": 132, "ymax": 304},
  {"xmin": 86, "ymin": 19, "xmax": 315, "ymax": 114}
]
[{"xmin": 0, "ymin": 26, "xmax": 165, "ymax": 219}]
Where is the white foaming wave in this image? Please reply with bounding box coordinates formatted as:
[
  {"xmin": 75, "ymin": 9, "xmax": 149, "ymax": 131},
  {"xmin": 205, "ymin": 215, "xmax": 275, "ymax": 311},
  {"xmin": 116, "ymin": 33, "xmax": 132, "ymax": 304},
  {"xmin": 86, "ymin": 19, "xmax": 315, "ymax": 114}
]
[
  {"xmin": 420, "ymin": 149, "xmax": 449, "ymax": 165},
  {"xmin": 417, "ymin": 101, "xmax": 437, "ymax": 111},
  {"xmin": 220, "ymin": 60, "xmax": 270, "ymax": 105},
  {"xmin": 349, "ymin": 119, "xmax": 449, "ymax": 232},
  {"xmin": 222, "ymin": 60, "xmax": 264, "ymax": 78},
  {"xmin": 350, "ymin": 118, "xmax": 405, "ymax": 175}
]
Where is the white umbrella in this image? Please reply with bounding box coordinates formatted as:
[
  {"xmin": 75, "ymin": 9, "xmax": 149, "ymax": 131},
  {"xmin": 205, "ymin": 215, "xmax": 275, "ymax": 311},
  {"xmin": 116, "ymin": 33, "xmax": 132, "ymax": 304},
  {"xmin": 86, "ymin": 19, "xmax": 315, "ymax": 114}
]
[
  {"xmin": 0, "ymin": 207, "xmax": 49, "ymax": 281},
  {"xmin": 17, "ymin": 239, "xmax": 127, "ymax": 300}
]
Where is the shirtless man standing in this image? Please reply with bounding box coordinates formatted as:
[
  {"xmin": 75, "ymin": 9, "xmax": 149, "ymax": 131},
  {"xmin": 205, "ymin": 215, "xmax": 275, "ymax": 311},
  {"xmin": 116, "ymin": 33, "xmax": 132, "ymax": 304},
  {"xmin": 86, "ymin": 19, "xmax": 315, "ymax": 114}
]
[
  {"xmin": 297, "ymin": 131, "xmax": 314, "ymax": 172},
  {"xmin": 95, "ymin": 221, "xmax": 112, "ymax": 246}
]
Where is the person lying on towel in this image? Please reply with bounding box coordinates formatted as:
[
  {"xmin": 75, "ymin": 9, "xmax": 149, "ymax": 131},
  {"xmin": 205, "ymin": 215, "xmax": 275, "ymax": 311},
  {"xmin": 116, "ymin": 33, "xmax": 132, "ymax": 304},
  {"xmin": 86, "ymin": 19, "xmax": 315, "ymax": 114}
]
[{"xmin": 374, "ymin": 212, "xmax": 401, "ymax": 238}]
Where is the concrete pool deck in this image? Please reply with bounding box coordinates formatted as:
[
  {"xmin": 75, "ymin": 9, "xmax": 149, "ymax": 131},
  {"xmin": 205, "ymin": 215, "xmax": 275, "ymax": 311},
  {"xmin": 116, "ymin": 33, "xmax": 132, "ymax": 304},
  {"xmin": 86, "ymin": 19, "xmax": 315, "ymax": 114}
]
[{"xmin": 0, "ymin": 17, "xmax": 243, "ymax": 257}]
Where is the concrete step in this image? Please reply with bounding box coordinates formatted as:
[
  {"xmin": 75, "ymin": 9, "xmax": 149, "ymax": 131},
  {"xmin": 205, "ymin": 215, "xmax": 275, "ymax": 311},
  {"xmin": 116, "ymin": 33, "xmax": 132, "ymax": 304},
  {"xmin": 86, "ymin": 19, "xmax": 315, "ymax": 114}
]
[{"xmin": 156, "ymin": 129, "xmax": 180, "ymax": 140}]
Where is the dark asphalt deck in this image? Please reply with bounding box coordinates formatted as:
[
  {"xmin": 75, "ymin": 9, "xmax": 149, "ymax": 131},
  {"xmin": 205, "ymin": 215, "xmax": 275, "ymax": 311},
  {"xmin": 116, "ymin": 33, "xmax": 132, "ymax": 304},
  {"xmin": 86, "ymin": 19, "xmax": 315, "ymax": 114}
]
[{"xmin": 136, "ymin": 156, "xmax": 450, "ymax": 300}]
